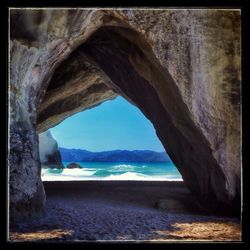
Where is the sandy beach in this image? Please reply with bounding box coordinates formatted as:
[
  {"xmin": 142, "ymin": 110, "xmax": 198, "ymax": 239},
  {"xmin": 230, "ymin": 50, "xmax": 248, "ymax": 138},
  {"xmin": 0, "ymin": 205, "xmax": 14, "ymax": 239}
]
[{"xmin": 9, "ymin": 181, "xmax": 241, "ymax": 242}]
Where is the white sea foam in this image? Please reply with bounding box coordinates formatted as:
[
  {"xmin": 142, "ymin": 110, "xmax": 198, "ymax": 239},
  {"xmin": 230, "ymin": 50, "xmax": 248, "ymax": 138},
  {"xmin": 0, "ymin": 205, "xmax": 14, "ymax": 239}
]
[
  {"xmin": 41, "ymin": 162, "xmax": 183, "ymax": 181},
  {"xmin": 103, "ymin": 172, "xmax": 183, "ymax": 181},
  {"xmin": 109, "ymin": 164, "xmax": 135, "ymax": 171},
  {"xmin": 62, "ymin": 168, "xmax": 95, "ymax": 176},
  {"xmin": 41, "ymin": 169, "xmax": 183, "ymax": 181},
  {"xmin": 104, "ymin": 172, "xmax": 147, "ymax": 180}
]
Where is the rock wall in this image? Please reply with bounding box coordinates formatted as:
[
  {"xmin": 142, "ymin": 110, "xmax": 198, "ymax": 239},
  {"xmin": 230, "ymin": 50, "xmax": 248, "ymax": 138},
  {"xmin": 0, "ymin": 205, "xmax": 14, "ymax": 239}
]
[
  {"xmin": 9, "ymin": 9, "xmax": 241, "ymax": 221},
  {"xmin": 39, "ymin": 130, "xmax": 64, "ymax": 168}
]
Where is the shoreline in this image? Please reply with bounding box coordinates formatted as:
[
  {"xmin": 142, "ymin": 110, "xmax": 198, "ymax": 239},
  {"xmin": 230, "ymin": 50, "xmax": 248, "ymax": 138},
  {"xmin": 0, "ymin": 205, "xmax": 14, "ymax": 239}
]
[
  {"xmin": 43, "ymin": 180, "xmax": 185, "ymax": 186},
  {"xmin": 41, "ymin": 177, "xmax": 184, "ymax": 181},
  {"xmin": 9, "ymin": 180, "xmax": 241, "ymax": 242}
]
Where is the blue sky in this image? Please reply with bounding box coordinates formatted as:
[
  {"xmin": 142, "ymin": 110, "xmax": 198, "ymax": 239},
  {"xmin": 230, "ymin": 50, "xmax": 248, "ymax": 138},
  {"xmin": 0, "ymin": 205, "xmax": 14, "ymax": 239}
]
[{"xmin": 50, "ymin": 96, "xmax": 165, "ymax": 152}]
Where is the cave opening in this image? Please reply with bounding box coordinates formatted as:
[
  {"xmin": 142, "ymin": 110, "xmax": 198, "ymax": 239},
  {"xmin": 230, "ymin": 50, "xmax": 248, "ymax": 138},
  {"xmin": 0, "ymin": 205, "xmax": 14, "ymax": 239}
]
[
  {"xmin": 37, "ymin": 25, "xmax": 194, "ymax": 188},
  {"xmin": 34, "ymin": 24, "xmax": 208, "ymax": 239},
  {"xmin": 39, "ymin": 95, "xmax": 182, "ymax": 182},
  {"xmin": 36, "ymin": 24, "xmax": 233, "ymax": 215}
]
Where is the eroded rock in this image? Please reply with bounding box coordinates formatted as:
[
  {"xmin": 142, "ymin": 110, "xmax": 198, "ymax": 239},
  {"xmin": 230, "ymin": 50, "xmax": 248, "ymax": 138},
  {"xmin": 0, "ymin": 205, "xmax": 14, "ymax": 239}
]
[
  {"xmin": 36, "ymin": 51, "xmax": 117, "ymax": 132},
  {"xmin": 9, "ymin": 9, "xmax": 241, "ymax": 222},
  {"xmin": 39, "ymin": 130, "xmax": 64, "ymax": 169}
]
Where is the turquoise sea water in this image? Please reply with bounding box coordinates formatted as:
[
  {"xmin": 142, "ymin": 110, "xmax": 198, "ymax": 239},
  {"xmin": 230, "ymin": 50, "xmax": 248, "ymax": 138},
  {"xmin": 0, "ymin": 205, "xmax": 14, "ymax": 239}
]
[{"xmin": 41, "ymin": 162, "xmax": 183, "ymax": 181}]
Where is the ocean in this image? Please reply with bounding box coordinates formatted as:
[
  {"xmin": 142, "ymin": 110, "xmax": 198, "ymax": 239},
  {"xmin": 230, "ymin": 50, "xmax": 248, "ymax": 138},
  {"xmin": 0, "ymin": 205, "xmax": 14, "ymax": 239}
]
[{"xmin": 41, "ymin": 161, "xmax": 183, "ymax": 181}]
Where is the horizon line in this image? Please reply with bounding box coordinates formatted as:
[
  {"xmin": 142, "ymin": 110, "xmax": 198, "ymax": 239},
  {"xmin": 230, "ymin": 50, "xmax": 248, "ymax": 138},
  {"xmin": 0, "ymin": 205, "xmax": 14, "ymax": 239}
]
[{"xmin": 58, "ymin": 146, "xmax": 166, "ymax": 154}]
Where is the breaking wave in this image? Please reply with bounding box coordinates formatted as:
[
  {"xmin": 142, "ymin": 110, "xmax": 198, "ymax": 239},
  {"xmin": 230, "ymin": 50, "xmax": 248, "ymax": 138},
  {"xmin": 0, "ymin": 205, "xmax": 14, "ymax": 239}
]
[{"xmin": 41, "ymin": 162, "xmax": 183, "ymax": 181}]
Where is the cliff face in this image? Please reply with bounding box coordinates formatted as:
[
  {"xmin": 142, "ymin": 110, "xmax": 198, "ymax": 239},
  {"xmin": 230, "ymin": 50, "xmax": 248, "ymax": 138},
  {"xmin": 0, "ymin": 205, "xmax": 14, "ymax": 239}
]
[
  {"xmin": 9, "ymin": 9, "xmax": 241, "ymax": 221},
  {"xmin": 39, "ymin": 131, "xmax": 64, "ymax": 168}
]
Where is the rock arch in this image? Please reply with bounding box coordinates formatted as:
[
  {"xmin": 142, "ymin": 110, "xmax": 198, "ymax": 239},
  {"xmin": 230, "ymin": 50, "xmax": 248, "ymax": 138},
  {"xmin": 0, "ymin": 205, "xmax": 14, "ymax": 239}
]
[{"xmin": 9, "ymin": 9, "xmax": 241, "ymax": 222}]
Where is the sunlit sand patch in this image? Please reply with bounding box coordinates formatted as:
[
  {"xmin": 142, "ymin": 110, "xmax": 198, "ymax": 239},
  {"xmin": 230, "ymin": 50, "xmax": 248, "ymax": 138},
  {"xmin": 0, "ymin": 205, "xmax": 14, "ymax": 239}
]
[
  {"xmin": 9, "ymin": 229, "xmax": 74, "ymax": 241},
  {"xmin": 152, "ymin": 221, "xmax": 241, "ymax": 241}
]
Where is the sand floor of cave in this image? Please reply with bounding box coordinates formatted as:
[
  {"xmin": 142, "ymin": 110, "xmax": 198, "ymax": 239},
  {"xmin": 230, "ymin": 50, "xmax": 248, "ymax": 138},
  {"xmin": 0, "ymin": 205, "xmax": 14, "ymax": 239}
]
[{"xmin": 9, "ymin": 181, "xmax": 241, "ymax": 242}]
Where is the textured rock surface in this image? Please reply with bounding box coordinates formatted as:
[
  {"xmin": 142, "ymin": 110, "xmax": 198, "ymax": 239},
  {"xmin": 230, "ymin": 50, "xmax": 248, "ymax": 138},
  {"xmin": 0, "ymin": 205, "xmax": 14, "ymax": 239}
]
[
  {"xmin": 37, "ymin": 50, "xmax": 117, "ymax": 132},
  {"xmin": 9, "ymin": 9, "xmax": 241, "ymax": 221},
  {"xmin": 39, "ymin": 131, "xmax": 64, "ymax": 169}
]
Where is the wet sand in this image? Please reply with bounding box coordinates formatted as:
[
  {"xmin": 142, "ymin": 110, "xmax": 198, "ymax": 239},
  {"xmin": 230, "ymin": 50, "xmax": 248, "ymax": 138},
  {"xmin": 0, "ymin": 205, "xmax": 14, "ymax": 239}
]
[{"xmin": 9, "ymin": 181, "xmax": 241, "ymax": 242}]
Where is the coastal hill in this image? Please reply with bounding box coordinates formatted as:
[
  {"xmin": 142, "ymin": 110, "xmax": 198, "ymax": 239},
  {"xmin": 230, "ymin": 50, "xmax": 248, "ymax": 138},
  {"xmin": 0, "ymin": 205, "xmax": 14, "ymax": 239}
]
[{"xmin": 59, "ymin": 147, "xmax": 171, "ymax": 163}]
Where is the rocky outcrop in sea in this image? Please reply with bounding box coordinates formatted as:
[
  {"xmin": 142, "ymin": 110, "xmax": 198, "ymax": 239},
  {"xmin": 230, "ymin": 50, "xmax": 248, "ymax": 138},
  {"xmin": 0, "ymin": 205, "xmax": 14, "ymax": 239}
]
[
  {"xmin": 39, "ymin": 131, "xmax": 64, "ymax": 169},
  {"xmin": 66, "ymin": 163, "xmax": 82, "ymax": 169}
]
